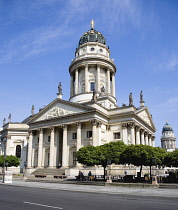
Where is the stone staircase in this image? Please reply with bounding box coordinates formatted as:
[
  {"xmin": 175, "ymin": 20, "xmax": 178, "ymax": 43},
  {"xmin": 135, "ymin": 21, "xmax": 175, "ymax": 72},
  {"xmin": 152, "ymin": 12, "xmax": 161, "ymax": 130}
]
[
  {"xmin": 159, "ymin": 184, "xmax": 178, "ymax": 189},
  {"xmin": 31, "ymin": 168, "xmax": 66, "ymax": 178}
]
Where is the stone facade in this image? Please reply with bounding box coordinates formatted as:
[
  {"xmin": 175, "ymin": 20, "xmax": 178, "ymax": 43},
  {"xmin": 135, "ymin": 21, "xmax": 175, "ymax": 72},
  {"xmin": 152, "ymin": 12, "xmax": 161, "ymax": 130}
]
[{"xmin": 0, "ymin": 22, "xmax": 156, "ymax": 174}]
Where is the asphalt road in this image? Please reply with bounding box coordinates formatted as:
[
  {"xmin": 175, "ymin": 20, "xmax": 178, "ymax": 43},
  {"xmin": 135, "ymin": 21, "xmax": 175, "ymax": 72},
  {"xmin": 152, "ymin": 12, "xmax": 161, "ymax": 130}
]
[{"xmin": 1, "ymin": 185, "xmax": 178, "ymax": 210}]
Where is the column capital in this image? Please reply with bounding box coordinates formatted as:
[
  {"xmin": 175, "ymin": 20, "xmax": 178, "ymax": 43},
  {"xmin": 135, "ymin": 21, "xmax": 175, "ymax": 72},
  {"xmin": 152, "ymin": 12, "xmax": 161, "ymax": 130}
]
[
  {"xmin": 140, "ymin": 129, "xmax": 145, "ymax": 134},
  {"xmin": 148, "ymin": 134, "xmax": 152, "ymax": 138},
  {"xmin": 144, "ymin": 131, "xmax": 148, "ymax": 136},
  {"xmin": 135, "ymin": 126, "xmax": 140, "ymax": 131},
  {"xmin": 128, "ymin": 122, "xmax": 135, "ymax": 129},
  {"xmin": 90, "ymin": 119, "xmax": 97, "ymax": 126},
  {"xmin": 106, "ymin": 125, "xmax": 111, "ymax": 131},
  {"xmin": 7, "ymin": 135, "xmax": 11, "ymax": 139},
  {"xmin": 76, "ymin": 122, "xmax": 82, "ymax": 128},
  {"xmin": 85, "ymin": 63, "xmax": 88, "ymax": 68},
  {"xmin": 122, "ymin": 123, "xmax": 128, "ymax": 129},
  {"xmin": 96, "ymin": 121, "xmax": 102, "ymax": 128},
  {"xmin": 97, "ymin": 63, "xmax": 101, "ymax": 68},
  {"xmin": 38, "ymin": 128, "xmax": 43, "ymax": 133},
  {"xmin": 50, "ymin": 126, "xmax": 55, "ymax": 132},
  {"xmin": 28, "ymin": 130, "xmax": 33, "ymax": 136},
  {"xmin": 61, "ymin": 124, "xmax": 67, "ymax": 129}
]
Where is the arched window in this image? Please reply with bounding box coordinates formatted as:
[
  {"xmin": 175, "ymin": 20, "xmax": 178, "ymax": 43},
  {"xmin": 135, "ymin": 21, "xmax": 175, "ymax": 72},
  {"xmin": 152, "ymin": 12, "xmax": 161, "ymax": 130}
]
[{"xmin": 16, "ymin": 145, "xmax": 21, "ymax": 158}]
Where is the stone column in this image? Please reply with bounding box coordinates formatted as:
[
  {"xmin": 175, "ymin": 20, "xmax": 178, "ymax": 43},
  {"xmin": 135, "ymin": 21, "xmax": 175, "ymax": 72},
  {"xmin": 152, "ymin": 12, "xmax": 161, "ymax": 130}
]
[
  {"xmin": 27, "ymin": 131, "xmax": 33, "ymax": 168},
  {"xmin": 148, "ymin": 134, "xmax": 152, "ymax": 146},
  {"xmin": 49, "ymin": 127, "xmax": 55, "ymax": 168},
  {"xmin": 145, "ymin": 132, "xmax": 148, "ymax": 145},
  {"xmin": 135, "ymin": 126, "xmax": 140, "ymax": 145},
  {"xmin": 75, "ymin": 68, "xmax": 78, "ymax": 95},
  {"xmin": 37, "ymin": 128, "xmax": 43, "ymax": 167},
  {"xmin": 70, "ymin": 75, "xmax": 73, "ymax": 97},
  {"xmin": 107, "ymin": 68, "xmax": 110, "ymax": 94},
  {"xmin": 97, "ymin": 122, "xmax": 102, "ymax": 145},
  {"xmin": 91, "ymin": 120, "xmax": 97, "ymax": 146},
  {"xmin": 112, "ymin": 73, "xmax": 115, "ymax": 97},
  {"xmin": 96, "ymin": 64, "xmax": 100, "ymax": 92},
  {"xmin": 129, "ymin": 123, "xmax": 135, "ymax": 145},
  {"xmin": 122, "ymin": 123, "xmax": 128, "ymax": 144},
  {"xmin": 76, "ymin": 122, "xmax": 82, "ymax": 167},
  {"xmin": 5, "ymin": 136, "xmax": 11, "ymax": 155},
  {"xmin": 152, "ymin": 136, "xmax": 155, "ymax": 147},
  {"xmin": 140, "ymin": 129, "xmax": 145, "ymax": 145},
  {"xmin": 62, "ymin": 125, "xmax": 68, "ymax": 167},
  {"xmin": 85, "ymin": 64, "xmax": 88, "ymax": 92}
]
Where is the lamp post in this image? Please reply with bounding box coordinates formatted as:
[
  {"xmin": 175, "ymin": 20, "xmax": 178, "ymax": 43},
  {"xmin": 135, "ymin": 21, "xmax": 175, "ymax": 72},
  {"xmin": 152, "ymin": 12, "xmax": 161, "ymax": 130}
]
[
  {"xmin": 2, "ymin": 139, "xmax": 6, "ymax": 183},
  {"xmin": 23, "ymin": 162, "xmax": 27, "ymax": 180}
]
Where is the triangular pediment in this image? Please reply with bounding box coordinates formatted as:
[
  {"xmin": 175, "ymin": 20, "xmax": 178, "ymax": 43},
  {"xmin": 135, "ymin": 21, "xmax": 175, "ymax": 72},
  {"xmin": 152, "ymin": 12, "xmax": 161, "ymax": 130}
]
[
  {"xmin": 29, "ymin": 98, "xmax": 94, "ymax": 123},
  {"xmin": 135, "ymin": 107, "xmax": 156, "ymax": 131}
]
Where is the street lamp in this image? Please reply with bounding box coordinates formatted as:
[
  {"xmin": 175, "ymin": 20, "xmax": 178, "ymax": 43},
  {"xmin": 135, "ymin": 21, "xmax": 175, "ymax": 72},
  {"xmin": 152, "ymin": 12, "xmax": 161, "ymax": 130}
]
[
  {"xmin": 23, "ymin": 162, "xmax": 27, "ymax": 180},
  {"xmin": 2, "ymin": 139, "xmax": 6, "ymax": 183}
]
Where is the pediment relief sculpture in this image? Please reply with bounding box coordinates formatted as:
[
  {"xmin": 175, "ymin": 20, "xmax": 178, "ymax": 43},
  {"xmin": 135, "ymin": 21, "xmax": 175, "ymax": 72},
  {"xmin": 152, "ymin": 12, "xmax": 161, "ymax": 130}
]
[
  {"xmin": 137, "ymin": 110, "xmax": 151, "ymax": 126},
  {"xmin": 46, "ymin": 106, "xmax": 77, "ymax": 119}
]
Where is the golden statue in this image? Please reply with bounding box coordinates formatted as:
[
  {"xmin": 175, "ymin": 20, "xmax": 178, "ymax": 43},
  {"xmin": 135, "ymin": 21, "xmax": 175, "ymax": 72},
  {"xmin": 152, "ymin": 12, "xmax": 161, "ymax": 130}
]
[{"xmin": 91, "ymin": 19, "xmax": 94, "ymax": 29}]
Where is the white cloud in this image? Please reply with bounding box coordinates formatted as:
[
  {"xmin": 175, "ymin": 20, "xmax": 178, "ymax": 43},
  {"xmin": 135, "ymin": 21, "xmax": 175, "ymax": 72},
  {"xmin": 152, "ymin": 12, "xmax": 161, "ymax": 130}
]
[
  {"xmin": 162, "ymin": 97, "xmax": 178, "ymax": 112},
  {"xmin": 153, "ymin": 53, "xmax": 178, "ymax": 72}
]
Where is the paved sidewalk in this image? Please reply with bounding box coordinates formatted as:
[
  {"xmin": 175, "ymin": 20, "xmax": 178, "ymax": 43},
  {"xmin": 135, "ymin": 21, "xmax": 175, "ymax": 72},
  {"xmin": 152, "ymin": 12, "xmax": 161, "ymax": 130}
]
[{"xmin": 1, "ymin": 180, "xmax": 178, "ymax": 198}]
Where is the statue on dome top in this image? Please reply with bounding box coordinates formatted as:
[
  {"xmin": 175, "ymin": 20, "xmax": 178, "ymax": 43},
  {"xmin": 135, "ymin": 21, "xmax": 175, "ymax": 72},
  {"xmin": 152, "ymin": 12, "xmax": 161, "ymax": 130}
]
[
  {"xmin": 91, "ymin": 19, "xmax": 94, "ymax": 29},
  {"xmin": 129, "ymin": 92, "xmax": 133, "ymax": 106},
  {"xmin": 8, "ymin": 113, "xmax": 11, "ymax": 122},
  {"xmin": 58, "ymin": 82, "xmax": 62, "ymax": 94}
]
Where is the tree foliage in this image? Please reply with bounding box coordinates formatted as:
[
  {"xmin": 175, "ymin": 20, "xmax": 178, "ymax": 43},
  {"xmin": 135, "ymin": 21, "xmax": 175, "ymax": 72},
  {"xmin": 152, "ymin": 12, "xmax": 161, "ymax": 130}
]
[
  {"xmin": 164, "ymin": 150, "xmax": 178, "ymax": 167},
  {"xmin": 0, "ymin": 155, "xmax": 20, "ymax": 167}
]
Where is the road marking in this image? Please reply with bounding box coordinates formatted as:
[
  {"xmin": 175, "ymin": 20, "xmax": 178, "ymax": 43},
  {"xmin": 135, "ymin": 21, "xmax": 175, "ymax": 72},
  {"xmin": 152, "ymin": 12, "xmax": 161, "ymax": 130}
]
[{"xmin": 23, "ymin": 201, "xmax": 63, "ymax": 209}]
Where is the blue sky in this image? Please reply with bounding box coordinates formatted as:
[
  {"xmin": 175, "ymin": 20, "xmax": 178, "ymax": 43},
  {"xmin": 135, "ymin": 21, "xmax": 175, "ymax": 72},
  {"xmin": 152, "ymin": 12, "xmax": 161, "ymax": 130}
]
[{"xmin": 0, "ymin": 0, "xmax": 178, "ymax": 147}]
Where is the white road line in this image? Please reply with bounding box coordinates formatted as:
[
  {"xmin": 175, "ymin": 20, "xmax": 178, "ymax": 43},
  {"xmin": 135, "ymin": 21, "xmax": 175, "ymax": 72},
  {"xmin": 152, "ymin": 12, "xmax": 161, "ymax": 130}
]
[{"xmin": 23, "ymin": 201, "xmax": 63, "ymax": 209}]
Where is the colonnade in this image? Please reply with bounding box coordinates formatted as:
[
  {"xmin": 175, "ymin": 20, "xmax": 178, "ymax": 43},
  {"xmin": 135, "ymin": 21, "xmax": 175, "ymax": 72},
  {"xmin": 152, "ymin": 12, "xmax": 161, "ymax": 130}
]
[
  {"xmin": 27, "ymin": 121, "xmax": 103, "ymax": 169},
  {"xmin": 122, "ymin": 122, "xmax": 155, "ymax": 146},
  {"xmin": 70, "ymin": 63, "xmax": 115, "ymax": 97}
]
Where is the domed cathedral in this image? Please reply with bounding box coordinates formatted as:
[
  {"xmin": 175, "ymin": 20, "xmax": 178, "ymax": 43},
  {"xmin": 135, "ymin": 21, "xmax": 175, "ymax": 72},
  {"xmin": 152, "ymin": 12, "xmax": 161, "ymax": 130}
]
[
  {"xmin": 161, "ymin": 122, "xmax": 176, "ymax": 152},
  {"xmin": 69, "ymin": 20, "xmax": 117, "ymax": 108},
  {"xmin": 0, "ymin": 21, "xmax": 156, "ymax": 175}
]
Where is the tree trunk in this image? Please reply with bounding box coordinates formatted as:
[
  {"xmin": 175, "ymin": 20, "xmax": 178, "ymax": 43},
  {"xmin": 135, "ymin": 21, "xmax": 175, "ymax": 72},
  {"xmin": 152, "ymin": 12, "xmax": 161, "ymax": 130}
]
[
  {"xmin": 104, "ymin": 166, "xmax": 106, "ymax": 182},
  {"xmin": 139, "ymin": 165, "xmax": 143, "ymax": 179}
]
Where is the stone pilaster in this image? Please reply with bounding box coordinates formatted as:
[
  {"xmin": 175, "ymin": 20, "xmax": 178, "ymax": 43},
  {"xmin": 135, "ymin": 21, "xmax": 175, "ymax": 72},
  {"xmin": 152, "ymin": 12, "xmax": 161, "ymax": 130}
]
[
  {"xmin": 37, "ymin": 128, "xmax": 43, "ymax": 167},
  {"xmin": 27, "ymin": 131, "xmax": 33, "ymax": 168},
  {"xmin": 49, "ymin": 127, "xmax": 55, "ymax": 168}
]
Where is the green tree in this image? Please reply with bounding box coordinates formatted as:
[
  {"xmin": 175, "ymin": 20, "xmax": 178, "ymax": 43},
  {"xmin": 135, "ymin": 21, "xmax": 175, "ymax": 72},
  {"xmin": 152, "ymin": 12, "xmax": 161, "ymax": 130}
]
[
  {"xmin": 164, "ymin": 150, "xmax": 178, "ymax": 167},
  {"xmin": 0, "ymin": 155, "xmax": 20, "ymax": 167},
  {"xmin": 76, "ymin": 141, "xmax": 127, "ymax": 181}
]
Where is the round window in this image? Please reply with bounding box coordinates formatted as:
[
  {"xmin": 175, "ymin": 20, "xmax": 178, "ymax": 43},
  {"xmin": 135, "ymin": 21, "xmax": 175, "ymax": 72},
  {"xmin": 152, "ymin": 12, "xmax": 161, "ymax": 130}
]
[
  {"xmin": 99, "ymin": 49, "xmax": 103, "ymax": 52},
  {"xmin": 90, "ymin": 47, "xmax": 95, "ymax": 51}
]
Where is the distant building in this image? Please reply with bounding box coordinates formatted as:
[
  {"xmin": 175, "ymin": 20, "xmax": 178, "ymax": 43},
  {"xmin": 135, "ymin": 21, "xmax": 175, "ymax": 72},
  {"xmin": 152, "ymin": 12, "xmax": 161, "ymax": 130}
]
[
  {"xmin": 161, "ymin": 122, "xmax": 176, "ymax": 152},
  {"xmin": 0, "ymin": 21, "xmax": 156, "ymax": 175}
]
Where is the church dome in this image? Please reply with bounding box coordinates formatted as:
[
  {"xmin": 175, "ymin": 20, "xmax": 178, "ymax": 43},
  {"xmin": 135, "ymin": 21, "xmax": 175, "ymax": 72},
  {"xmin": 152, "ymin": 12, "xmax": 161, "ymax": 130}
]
[
  {"xmin": 162, "ymin": 122, "xmax": 173, "ymax": 132},
  {"xmin": 78, "ymin": 20, "xmax": 106, "ymax": 47}
]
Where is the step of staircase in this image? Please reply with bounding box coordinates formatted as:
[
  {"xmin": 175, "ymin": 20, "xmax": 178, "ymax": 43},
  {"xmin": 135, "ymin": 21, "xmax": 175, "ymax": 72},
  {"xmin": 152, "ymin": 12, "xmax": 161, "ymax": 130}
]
[
  {"xmin": 31, "ymin": 168, "xmax": 66, "ymax": 176},
  {"xmin": 159, "ymin": 184, "xmax": 178, "ymax": 189}
]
